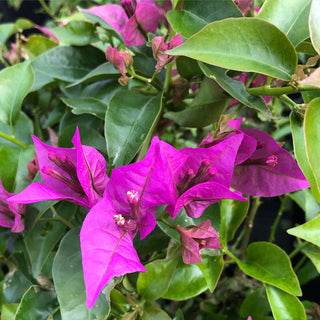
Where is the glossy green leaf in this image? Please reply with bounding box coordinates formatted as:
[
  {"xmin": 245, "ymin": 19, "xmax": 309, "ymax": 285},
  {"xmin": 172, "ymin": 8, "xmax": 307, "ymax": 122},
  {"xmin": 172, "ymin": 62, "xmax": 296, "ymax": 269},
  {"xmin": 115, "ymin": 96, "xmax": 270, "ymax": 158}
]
[
  {"xmin": 290, "ymin": 110, "xmax": 320, "ymax": 202},
  {"xmin": 61, "ymin": 97, "xmax": 107, "ymax": 120},
  {"xmin": 296, "ymin": 41, "xmax": 318, "ymax": 55},
  {"xmin": 137, "ymin": 257, "xmax": 179, "ymax": 301},
  {"xmin": 168, "ymin": 18, "xmax": 297, "ymax": 80},
  {"xmin": 24, "ymin": 35, "xmax": 58, "ymax": 60},
  {"xmin": 258, "ymin": 0, "xmax": 311, "ymax": 47},
  {"xmin": 167, "ymin": 0, "xmax": 241, "ymax": 38},
  {"xmin": 309, "ymin": 0, "xmax": 320, "ymax": 54},
  {"xmin": 0, "ymin": 61, "xmax": 34, "ymax": 126},
  {"xmin": 165, "ymin": 78, "xmax": 230, "ymax": 127},
  {"xmin": 220, "ymin": 197, "xmax": 249, "ymax": 242},
  {"xmin": 265, "ymin": 284, "xmax": 306, "ymax": 320},
  {"xmin": 302, "ymin": 243, "xmax": 320, "ymax": 273},
  {"xmin": 176, "ymin": 56, "xmax": 203, "ymax": 79},
  {"xmin": 199, "ymin": 63, "xmax": 273, "ymax": 118},
  {"xmin": 67, "ymin": 62, "xmax": 119, "ymax": 87},
  {"xmin": 24, "ymin": 202, "xmax": 77, "ymax": 278},
  {"xmin": 49, "ymin": 20, "xmax": 98, "ymax": 45},
  {"xmin": 289, "ymin": 189, "xmax": 320, "ymax": 221},
  {"xmin": 52, "ymin": 227, "xmax": 111, "ymax": 320},
  {"xmin": 235, "ymin": 242, "xmax": 301, "ymax": 296},
  {"xmin": 15, "ymin": 286, "xmax": 58, "ymax": 320},
  {"xmin": 32, "ymin": 45, "xmax": 106, "ymax": 83},
  {"xmin": 0, "ymin": 23, "xmax": 15, "ymax": 44},
  {"xmin": 161, "ymin": 259, "xmax": 208, "ymax": 300},
  {"xmin": 0, "ymin": 146, "xmax": 21, "ymax": 192},
  {"xmin": 304, "ymin": 97, "xmax": 320, "ymax": 201},
  {"xmin": 105, "ymin": 91, "xmax": 162, "ymax": 167},
  {"xmin": 287, "ymin": 215, "xmax": 320, "ymax": 247},
  {"xmin": 196, "ymin": 255, "xmax": 223, "ymax": 292},
  {"xmin": 240, "ymin": 288, "xmax": 271, "ymax": 320},
  {"xmin": 1, "ymin": 304, "xmax": 19, "ymax": 320},
  {"xmin": 142, "ymin": 306, "xmax": 171, "ymax": 320}
]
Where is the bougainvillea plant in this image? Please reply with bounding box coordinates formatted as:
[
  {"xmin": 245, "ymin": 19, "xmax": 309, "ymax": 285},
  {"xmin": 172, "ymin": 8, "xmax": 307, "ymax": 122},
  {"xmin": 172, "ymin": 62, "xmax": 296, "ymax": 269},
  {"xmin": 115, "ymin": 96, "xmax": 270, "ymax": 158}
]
[{"xmin": 1, "ymin": 0, "xmax": 320, "ymax": 319}]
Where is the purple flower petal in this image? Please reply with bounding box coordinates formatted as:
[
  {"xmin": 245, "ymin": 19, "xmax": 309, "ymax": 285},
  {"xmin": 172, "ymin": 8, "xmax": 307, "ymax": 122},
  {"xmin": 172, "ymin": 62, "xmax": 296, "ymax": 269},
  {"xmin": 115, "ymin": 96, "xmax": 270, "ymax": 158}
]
[
  {"xmin": 124, "ymin": 3, "xmax": 160, "ymax": 46},
  {"xmin": 83, "ymin": 4, "xmax": 128, "ymax": 35},
  {"xmin": 231, "ymin": 129, "xmax": 310, "ymax": 196},
  {"xmin": 173, "ymin": 182, "xmax": 247, "ymax": 218},
  {"xmin": 80, "ymin": 197, "xmax": 146, "ymax": 308}
]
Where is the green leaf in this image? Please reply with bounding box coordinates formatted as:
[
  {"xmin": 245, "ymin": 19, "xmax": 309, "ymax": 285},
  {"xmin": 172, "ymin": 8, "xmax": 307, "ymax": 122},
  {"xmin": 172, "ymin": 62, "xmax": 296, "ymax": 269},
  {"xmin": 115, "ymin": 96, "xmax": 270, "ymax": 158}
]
[
  {"xmin": 167, "ymin": 0, "xmax": 241, "ymax": 38},
  {"xmin": 32, "ymin": 45, "xmax": 106, "ymax": 83},
  {"xmin": 164, "ymin": 78, "xmax": 231, "ymax": 127},
  {"xmin": 137, "ymin": 257, "xmax": 179, "ymax": 301},
  {"xmin": 287, "ymin": 215, "xmax": 320, "ymax": 247},
  {"xmin": 235, "ymin": 242, "xmax": 301, "ymax": 296},
  {"xmin": 240, "ymin": 288, "xmax": 271, "ymax": 320},
  {"xmin": 0, "ymin": 146, "xmax": 21, "ymax": 192},
  {"xmin": 161, "ymin": 259, "xmax": 208, "ymax": 300},
  {"xmin": 176, "ymin": 56, "xmax": 203, "ymax": 79},
  {"xmin": 24, "ymin": 202, "xmax": 77, "ymax": 278},
  {"xmin": 67, "ymin": 62, "xmax": 119, "ymax": 87},
  {"xmin": 302, "ymin": 243, "xmax": 320, "ymax": 273},
  {"xmin": 24, "ymin": 35, "xmax": 58, "ymax": 60},
  {"xmin": 258, "ymin": 0, "xmax": 311, "ymax": 47},
  {"xmin": 105, "ymin": 91, "xmax": 162, "ymax": 167},
  {"xmin": 196, "ymin": 255, "xmax": 223, "ymax": 292},
  {"xmin": 168, "ymin": 18, "xmax": 297, "ymax": 80},
  {"xmin": 142, "ymin": 306, "xmax": 171, "ymax": 320},
  {"xmin": 296, "ymin": 41, "xmax": 318, "ymax": 55},
  {"xmin": 199, "ymin": 63, "xmax": 273, "ymax": 118},
  {"xmin": 61, "ymin": 97, "xmax": 108, "ymax": 120},
  {"xmin": 49, "ymin": 20, "xmax": 98, "ymax": 45},
  {"xmin": 265, "ymin": 284, "xmax": 306, "ymax": 320},
  {"xmin": 0, "ymin": 23, "xmax": 16, "ymax": 44},
  {"xmin": 289, "ymin": 189, "xmax": 320, "ymax": 221},
  {"xmin": 290, "ymin": 110, "xmax": 320, "ymax": 202},
  {"xmin": 1, "ymin": 304, "xmax": 19, "ymax": 320},
  {"xmin": 52, "ymin": 227, "xmax": 111, "ymax": 320},
  {"xmin": 309, "ymin": 0, "xmax": 320, "ymax": 54},
  {"xmin": 15, "ymin": 286, "xmax": 58, "ymax": 320},
  {"xmin": 0, "ymin": 61, "xmax": 34, "ymax": 126},
  {"xmin": 304, "ymin": 97, "xmax": 320, "ymax": 201},
  {"xmin": 220, "ymin": 198, "xmax": 249, "ymax": 242}
]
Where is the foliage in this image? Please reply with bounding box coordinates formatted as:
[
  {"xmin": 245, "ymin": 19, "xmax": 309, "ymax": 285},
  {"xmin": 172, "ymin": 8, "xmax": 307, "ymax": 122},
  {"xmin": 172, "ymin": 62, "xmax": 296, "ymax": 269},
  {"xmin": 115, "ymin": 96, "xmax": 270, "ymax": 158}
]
[{"xmin": 1, "ymin": 0, "xmax": 320, "ymax": 319}]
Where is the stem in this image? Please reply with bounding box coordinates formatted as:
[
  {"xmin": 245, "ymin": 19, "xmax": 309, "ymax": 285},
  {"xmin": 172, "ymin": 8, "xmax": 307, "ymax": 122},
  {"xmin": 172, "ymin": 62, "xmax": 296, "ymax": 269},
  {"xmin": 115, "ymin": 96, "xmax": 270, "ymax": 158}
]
[
  {"xmin": 39, "ymin": 217, "xmax": 74, "ymax": 229},
  {"xmin": 279, "ymin": 95, "xmax": 300, "ymax": 111},
  {"xmin": 38, "ymin": 0, "xmax": 55, "ymax": 19},
  {"xmin": 50, "ymin": 206, "xmax": 75, "ymax": 229},
  {"xmin": 247, "ymin": 84, "xmax": 320, "ymax": 96},
  {"xmin": 239, "ymin": 196, "xmax": 261, "ymax": 260},
  {"xmin": 0, "ymin": 131, "xmax": 26, "ymax": 148},
  {"xmin": 293, "ymin": 255, "xmax": 307, "ymax": 272},
  {"xmin": 174, "ymin": 0, "xmax": 183, "ymax": 10},
  {"xmin": 269, "ymin": 197, "xmax": 285, "ymax": 243},
  {"xmin": 289, "ymin": 241, "xmax": 309, "ymax": 259},
  {"xmin": 127, "ymin": 69, "xmax": 162, "ymax": 91}
]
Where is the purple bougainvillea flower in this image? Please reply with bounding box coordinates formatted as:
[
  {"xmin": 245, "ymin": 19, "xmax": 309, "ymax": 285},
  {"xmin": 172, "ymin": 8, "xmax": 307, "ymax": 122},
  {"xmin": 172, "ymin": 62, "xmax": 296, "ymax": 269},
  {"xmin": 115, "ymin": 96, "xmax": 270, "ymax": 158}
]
[
  {"xmin": 105, "ymin": 46, "xmax": 133, "ymax": 85},
  {"xmin": 81, "ymin": 137, "xmax": 178, "ymax": 308},
  {"xmin": 231, "ymin": 127, "xmax": 310, "ymax": 197},
  {"xmin": 152, "ymin": 33, "xmax": 183, "ymax": 72},
  {"xmin": 0, "ymin": 178, "xmax": 25, "ymax": 233},
  {"xmin": 176, "ymin": 220, "xmax": 220, "ymax": 264},
  {"xmin": 35, "ymin": 25, "xmax": 59, "ymax": 42},
  {"xmin": 9, "ymin": 128, "xmax": 108, "ymax": 210},
  {"xmin": 233, "ymin": 0, "xmax": 253, "ymax": 14},
  {"xmin": 84, "ymin": 0, "xmax": 161, "ymax": 46},
  {"xmin": 160, "ymin": 135, "xmax": 248, "ymax": 219}
]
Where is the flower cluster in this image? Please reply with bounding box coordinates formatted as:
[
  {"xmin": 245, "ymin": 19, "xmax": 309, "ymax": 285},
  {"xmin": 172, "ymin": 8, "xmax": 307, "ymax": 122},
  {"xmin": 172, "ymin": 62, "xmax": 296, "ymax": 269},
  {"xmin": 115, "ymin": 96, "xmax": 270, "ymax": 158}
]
[{"xmin": 7, "ymin": 121, "xmax": 309, "ymax": 308}]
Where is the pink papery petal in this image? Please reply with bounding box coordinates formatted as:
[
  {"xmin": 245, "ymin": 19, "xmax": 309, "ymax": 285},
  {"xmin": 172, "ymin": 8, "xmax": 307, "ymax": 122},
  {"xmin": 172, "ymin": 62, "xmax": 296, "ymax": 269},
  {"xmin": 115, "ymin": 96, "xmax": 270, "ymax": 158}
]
[
  {"xmin": 8, "ymin": 182, "xmax": 90, "ymax": 209},
  {"xmin": 84, "ymin": 4, "xmax": 128, "ymax": 35},
  {"xmin": 72, "ymin": 128, "xmax": 108, "ymax": 207},
  {"xmin": 124, "ymin": 3, "xmax": 160, "ymax": 46},
  {"xmin": 35, "ymin": 25, "xmax": 59, "ymax": 42},
  {"xmin": 231, "ymin": 129, "xmax": 310, "ymax": 196},
  {"xmin": 80, "ymin": 197, "xmax": 146, "ymax": 309},
  {"xmin": 173, "ymin": 182, "xmax": 247, "ymax": 218}
]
